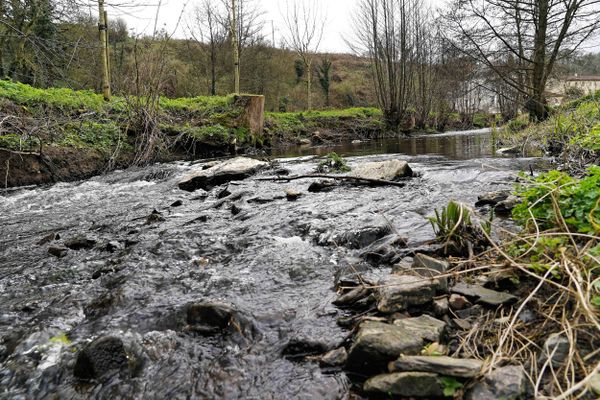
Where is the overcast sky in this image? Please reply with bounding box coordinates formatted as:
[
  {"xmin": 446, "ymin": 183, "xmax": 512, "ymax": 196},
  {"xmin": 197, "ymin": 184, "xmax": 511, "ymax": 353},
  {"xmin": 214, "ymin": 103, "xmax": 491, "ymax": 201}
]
[{"xmin": 101, "ymin": 0, "xmax": 442, "ymax": 53}]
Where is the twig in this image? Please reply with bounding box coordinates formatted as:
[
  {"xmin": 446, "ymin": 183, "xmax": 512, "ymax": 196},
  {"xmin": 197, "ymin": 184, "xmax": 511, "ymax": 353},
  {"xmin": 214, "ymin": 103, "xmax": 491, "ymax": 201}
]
[{"xmin": 255, "ymin": 174, "xmax": 407, "ymax": 187}]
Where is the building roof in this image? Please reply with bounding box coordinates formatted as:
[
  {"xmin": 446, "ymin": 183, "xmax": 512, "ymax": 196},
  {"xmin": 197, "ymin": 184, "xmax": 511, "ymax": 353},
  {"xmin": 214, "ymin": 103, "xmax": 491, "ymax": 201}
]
[{"xmin": 565, "ymin": 75, "xmax": 600, "ymax": 82}]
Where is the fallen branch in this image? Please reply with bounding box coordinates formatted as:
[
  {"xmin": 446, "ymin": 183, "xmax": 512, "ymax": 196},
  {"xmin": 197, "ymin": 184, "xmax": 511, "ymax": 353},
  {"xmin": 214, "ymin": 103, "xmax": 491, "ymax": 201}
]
[{"xmin": 255, "ymin": 174, "xmax": 407, "ymax": 187}]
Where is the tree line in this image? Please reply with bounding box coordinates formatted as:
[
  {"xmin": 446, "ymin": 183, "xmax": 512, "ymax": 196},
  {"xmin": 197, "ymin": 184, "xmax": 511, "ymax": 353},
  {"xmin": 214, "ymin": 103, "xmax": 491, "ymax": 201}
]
[{"xmin": 0, "ymin": 0, "xmax": 598, "ymax": 130}]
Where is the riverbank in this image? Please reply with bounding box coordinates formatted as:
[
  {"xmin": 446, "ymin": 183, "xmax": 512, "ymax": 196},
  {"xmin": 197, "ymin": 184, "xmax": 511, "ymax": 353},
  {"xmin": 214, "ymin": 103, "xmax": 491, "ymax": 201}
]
[
  {"xmin": 496, "ymin": 91, "xmax": 600, "ymax": 174},
  {"xmin": 0, "ymin": 80, "xmax": 495, "ymax": 188}
]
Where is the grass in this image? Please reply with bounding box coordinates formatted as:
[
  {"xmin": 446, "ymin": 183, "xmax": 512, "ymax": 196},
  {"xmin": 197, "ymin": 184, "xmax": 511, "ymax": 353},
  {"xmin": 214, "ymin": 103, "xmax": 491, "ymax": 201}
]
[{"xmin": 0, "ymin": 79, "xmax": 251, "ymax": 158}]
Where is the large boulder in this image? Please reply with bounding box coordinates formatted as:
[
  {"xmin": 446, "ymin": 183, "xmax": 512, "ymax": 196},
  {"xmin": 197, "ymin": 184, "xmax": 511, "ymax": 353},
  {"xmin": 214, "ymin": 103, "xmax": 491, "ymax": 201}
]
[
  {"xmin": 364, "ymin": 372, "xmax": 445, "ymax": 398},
  {"xmin": 350, "ymin": 159, "xmax": 413, "ymax": 181},
  {"xmin": 179, "ymin": 157, "xmax": 268, "ymax": 191},
  {"xmin": 389, "ymin": 355, "xmax": 483, "ymax": 378}
]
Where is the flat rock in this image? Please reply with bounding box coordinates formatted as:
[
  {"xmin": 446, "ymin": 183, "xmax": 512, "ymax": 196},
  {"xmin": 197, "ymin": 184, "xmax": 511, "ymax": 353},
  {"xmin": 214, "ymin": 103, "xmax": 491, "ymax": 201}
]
[
  {"xmin": 364, "ymin": 372, "xmax": 445, "ymax": 398},
  {"xmin": 320, "ymin": 347, "xmax": 348, "ymax": 367},
  {"xmin": 48, "ymin": 246, "xmax": 68, "ymax": 258},
  {"xmin": 392, "ymin": 315, "xmax": 446, "ymax": 343},
  {"xmin": 350, "ymin": 159, "xmax": 413, "ymax": 181},
  {"xmin": 407, "ymin": 253, "xmax": 449, "ymax": 291},
  {"xmin": 179, "ymin": 157, "xmax": 268, "ymax": 191},
  {"xmin": 376, "ymin": 274, "xmax": 438, "ymax": 313},
  {"xmin": 495, "ymin": 195, "xmax": 520, "ymax": 215},
  {"xmin": 452, "ymin": 282, "xmax": 518, "ymax": 307},
  {"xmin": 466, "ymin": 365, "xmax": 528, "ymax": 400},
  {"xmin": 65, "ymin": 236, "xmax": 97, "ymax": 250},
  {"xmin": 389, "ymin": 355, "xmax": 483, "ymax": 378},
  {"xmin": 345, "ymin": 321, "xmax": 423, "ymax": 373}
]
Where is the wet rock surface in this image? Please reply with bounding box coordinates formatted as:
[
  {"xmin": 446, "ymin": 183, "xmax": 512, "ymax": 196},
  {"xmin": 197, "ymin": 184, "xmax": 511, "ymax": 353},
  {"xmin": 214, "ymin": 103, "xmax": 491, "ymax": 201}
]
[
  {"xmin": 389, "ymin": 355, "xmax": 483, "ymax": 378},
  {"xmin": 73, "ymin": 336, "xmax": 128, "ymax": 381},
  {"xmin": 178, "ymin": 157, "xmax": 269, "ymax": 191},
  {"xmin": 364, "ymin": 372, "xmax": 445, "ymax": 398},
  {"xmin": 0, "ymin": 136, "xmax": 546, "ymax": 399}
]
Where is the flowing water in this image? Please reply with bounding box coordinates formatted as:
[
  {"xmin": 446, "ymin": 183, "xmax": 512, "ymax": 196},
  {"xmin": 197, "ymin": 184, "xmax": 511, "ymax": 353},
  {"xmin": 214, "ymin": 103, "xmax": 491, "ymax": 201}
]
[{"xmin": 0, "ymin": 130, "xmax": 547, "ymax": 399}]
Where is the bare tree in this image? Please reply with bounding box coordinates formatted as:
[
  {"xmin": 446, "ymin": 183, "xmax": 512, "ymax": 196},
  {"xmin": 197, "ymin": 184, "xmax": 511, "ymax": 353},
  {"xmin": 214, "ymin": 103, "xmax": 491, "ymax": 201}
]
[
  {"xmin": 221, "ymin": 0, "xmax": 264, "ymax": 93},
  {"xmin": 283, "ymin": 0, "xmax": 325, "ymax": 110},
  {"xmin": 444, "ymin": 0, "xmax": 600, "ymax": 121},
  {"xmin": 353, "ymin": 0, "xmax": 417, "ymax": 129},
  {"xmin": 188, "ymin": 0, "xmax": 226, "ymax": 96}
]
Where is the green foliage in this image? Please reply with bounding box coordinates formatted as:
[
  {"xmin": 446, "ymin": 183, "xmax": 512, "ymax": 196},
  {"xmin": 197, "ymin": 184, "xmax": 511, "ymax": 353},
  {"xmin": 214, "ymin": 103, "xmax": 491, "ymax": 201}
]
[
  {"xmin": 506, "ymin": 117, "xmax": 529, "ymax": 132},
  {"xmin": 472, "ymin": 113, "xmax": 490, "ymax": 128},
  {"xmin": 512, "ymin": 167, "xmax": 600, "ymax": 234},
  {"xmin": 429, "ymin": 201, "xmax": 491, "ymax": 251},
  {"xmin": 440, "ymin": 377, "xmax": 463, "ymax": 397},
  {"xmin": 0, "ymin": 134, "xmax": 40, "ymax": 151},
  {"xmin": 59, "ymin": 122, "xmax": 126, "ymax": 153},
  {"xmin": 316, "ymin": 152, "xmax": 351, "ymax": 173},
  {"xmin": 49, "ymin": 332, "xmax": 71, "ymax": 345}
]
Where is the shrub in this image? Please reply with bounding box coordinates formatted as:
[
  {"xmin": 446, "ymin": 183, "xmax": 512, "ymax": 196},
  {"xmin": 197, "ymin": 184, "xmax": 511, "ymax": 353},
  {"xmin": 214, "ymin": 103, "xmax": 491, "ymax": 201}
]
[{"xmin": 315, "ymin": 152, "xmax": 351, "ymax": 173}]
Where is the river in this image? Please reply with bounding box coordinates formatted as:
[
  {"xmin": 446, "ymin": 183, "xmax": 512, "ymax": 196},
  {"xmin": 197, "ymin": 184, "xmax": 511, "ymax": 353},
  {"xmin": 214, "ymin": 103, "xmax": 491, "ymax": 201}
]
[{"xmin": 0, "ymin": 129, "xmax": 546, "ymax": 399}]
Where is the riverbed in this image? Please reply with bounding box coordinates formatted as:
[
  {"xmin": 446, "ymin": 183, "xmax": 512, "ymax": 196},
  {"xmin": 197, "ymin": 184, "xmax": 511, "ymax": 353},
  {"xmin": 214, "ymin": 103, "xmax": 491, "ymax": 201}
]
[{"xmin": 0, "ymin": 130, "xmax": 546, "ymax": 399}]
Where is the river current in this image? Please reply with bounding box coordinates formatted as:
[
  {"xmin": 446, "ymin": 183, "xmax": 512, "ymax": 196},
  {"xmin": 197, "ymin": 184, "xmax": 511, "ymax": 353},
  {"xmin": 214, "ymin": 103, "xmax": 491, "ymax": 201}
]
[{"xmin": 0, "ymin": 130, "xmax": 546, "ymax": 399}]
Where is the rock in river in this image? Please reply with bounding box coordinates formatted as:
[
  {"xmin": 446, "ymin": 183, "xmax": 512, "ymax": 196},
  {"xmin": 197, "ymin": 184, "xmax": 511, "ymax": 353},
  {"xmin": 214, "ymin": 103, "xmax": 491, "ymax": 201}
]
[
  {"xmin": 389, "ymin": 355, "xmax": 483, "ymax": 378},
  {"xmin": 350, "ymin": 159, "xmax": 413, "ymax": 181},
  {"xmin": 73, "ymin": 336, "xmax": 129, "ymax": 381},
  {"xmin": 364, "ymin": 372, "xmax": 445, "ymax": 398},
  {"xmin": 178, "ymin": 157, "xmax": 269, "ymax": 191}
]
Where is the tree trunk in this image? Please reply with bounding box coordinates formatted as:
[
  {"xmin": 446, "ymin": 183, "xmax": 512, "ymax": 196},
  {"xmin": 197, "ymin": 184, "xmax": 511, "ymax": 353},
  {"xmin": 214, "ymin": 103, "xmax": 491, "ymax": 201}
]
[
  {"xmin": 530, "ymin": 0, "xmax": 549, "ymax": 122},
  {"xmin": 231, "ymin": 0, "xmax": 240, "ymax": 94},
  {"xmin": 98, "ymin": 0, "xmax": 111, "ymax": 101},
  {"xmin": 306, "ymin": 60, "xmax": 312, "ymax": 110}
]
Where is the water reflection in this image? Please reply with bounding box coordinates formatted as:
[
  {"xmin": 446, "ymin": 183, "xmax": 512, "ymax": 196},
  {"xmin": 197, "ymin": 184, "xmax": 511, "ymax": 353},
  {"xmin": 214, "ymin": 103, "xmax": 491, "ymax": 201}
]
[{"xmin": 271, "ymin": 129, "xmax": 504, "ymax": 160}]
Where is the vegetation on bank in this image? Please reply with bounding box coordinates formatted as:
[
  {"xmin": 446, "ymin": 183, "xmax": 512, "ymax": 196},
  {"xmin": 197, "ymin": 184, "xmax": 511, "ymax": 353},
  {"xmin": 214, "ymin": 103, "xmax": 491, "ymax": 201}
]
[
  {"xmin": 0, "ymin": 80, "xmax": 254, "ymax": 161},
  {"xmin": 498, "ymin": 90, "xmax": 600, "ymax": 171}
]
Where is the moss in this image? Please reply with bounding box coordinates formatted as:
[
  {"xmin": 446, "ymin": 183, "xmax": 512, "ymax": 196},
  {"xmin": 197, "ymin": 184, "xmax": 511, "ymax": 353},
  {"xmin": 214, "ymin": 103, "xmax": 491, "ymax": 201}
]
[
  {"xmin": 0, "ymin": 133, "xmax": 41, "ymax": 151},
  {"xmin": 58, "ymin": 121, "xmax": 128, "ymax": 154}
]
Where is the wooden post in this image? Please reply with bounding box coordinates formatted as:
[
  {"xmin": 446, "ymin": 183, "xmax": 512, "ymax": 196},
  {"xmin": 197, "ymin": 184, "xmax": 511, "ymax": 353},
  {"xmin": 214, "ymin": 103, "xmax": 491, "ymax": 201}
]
[
  {"xmin": 231, "ymin": 0, "xmax": 240, "ymax": 94},
  {"xmin": 98, "ymin": 0, "xmax": 111, "ymax": 101}
]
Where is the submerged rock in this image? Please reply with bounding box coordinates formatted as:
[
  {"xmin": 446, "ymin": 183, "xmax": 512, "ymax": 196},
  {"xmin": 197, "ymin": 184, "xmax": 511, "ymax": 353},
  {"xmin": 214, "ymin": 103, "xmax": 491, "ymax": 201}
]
[
  {"xmin": 466, "ymin": 365, "xmax": 528, "ymax": 400},
  {"xmin": 389, "ymin": 355, "xmax": 483, "ymax": 378},
  {"xmin": 350, "ymin": 159, "xmax": 413, "ymax": 181},
  {"xmin": 185, "ymin": 302, "xmax": 255, "ymax": 338},
  {"xmin": 48, "ymin": 246, "xmax": 68, "ymax": 258},
  {"xmin": 376, "ymin": 275, "xmax": 438, "ymax": 313},
  {"xmin": 452, "ymin": 282, "xmax": 518, "ymax": 307},
  {"xmin": 345, "ymin": 321, "xmax": 423, "ymax": 373},
  {"xmin": 65, "ymin": 236, "xmax": 97, "ymax": 250},
  {"xmin": 73, "ymin": 336, "xmax": 128, "ymax": 381},
  {"xmin": 178, "ymin": 157, "xmax": 268, "ymax": 192},
  {"xmin": 284, "ymin": 188, "xmax": 302, "ymax": 201},
  {"xmin": 308, "ymin": 179, "xmax": 337, "ymax": 193},
  {"xmin": 360, "ymin": 234, "xmax": 408, "ymax": 264},
  {"xmin": 364, "ymin": 372, "xmax": 445, "ymax": 398}
]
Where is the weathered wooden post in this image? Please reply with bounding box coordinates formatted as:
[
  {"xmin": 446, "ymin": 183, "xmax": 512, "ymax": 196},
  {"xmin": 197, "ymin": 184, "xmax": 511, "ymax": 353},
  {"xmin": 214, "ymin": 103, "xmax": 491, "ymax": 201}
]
[{"xmin": 98, "ymin": 0, "xmax": 111, "ymax": 101}]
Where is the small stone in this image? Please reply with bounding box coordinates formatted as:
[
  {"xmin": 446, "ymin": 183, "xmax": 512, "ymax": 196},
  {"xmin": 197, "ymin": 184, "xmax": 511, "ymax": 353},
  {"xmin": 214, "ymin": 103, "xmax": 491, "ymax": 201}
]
[
  {"xmin": 217, "ymin": 186, "xmax": 232, "ymax": 199},
  {"xmin": 376, "ymin": 275, "xmax": 438, "ymax": 313},
  {"xmin": 364, "ymin": 372, "xmax": 445, "ymax": 398},
  {"xmin": 433, "ymin": 297, "xmax": 449, "ymax": 317},
  {"xmin": 389, "ymin": 356, "xmax": 483, "ymax": 378},
  {"xmin": 453, "ymin": 318, "xmax": 472, "ymax": 330},
  {"xmin": 466, "ymin": 365, "xmax": 528, "ymax": 400},
  {"xmin": 539, "ymin": 333, "xmax": 569, "ymax": 368},
  {"xmin": 38, "ymin": 232, "xmax": 59, "ymax": 245},
  {"xmin": 495, "ymin": 195, "xmax": 520, "ymax": 215},
  {"xmin": 284, "ymin": 188, "xmax": 302, "ymax": 201},
  {"xmin": 73, "ymin": 336, "xmax": 128, "ymax": 381},
  {"xmin": 449, "ymin": 294, "xmax": 471, "ymax": 310},
  {"xmin": 475, "ymin": 190, "xmax": 511, "ymax": 207},
  {"xmin": 170, "ymin": 199, "xmax": 183, "ymax": 207},
  {"xmin": 392, "ymin": 315, "xmax": 446, "ymax": 343},
  {"xmin": 410, "ymin": 253, "xmax": 449, "ymax": 291},
  {"xmin": 231, "ymin": 204, "xmax": 242, "ymax": 215},
  {"xmin": 333, "ymin": 286, "xmax": 370, "ymax": 307},
  {"xmin": 65, "ymin": 236, "xmax": 97, "ymax": 250},
  {"xmin": 105, "ymin": 241, "xmax": 121, "ymax": 252},
  {"xmin": 320, "ymin": 347, "xmax": 348, "ymax": 367},
  {"xmin": 345, "ymin": 321, "xmax": 423, "ymax": 373},
  {"xmin": 48, "ymin": 246, "xmax": 68, "ymax": 258},
  {"xmin": 308, "ymin": 179, "xmax": 336, "ymax": 193},
  {"xmin": 452, "ymin": 283, "xmax": 518, "ymax": 307}
]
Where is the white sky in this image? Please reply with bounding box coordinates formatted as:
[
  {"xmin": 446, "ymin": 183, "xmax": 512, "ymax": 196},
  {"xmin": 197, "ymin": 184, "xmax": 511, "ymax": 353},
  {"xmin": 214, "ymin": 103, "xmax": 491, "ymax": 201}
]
[{"xmin": 101, "ymin": 0, "xmax": 430, "ymax": 53}]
